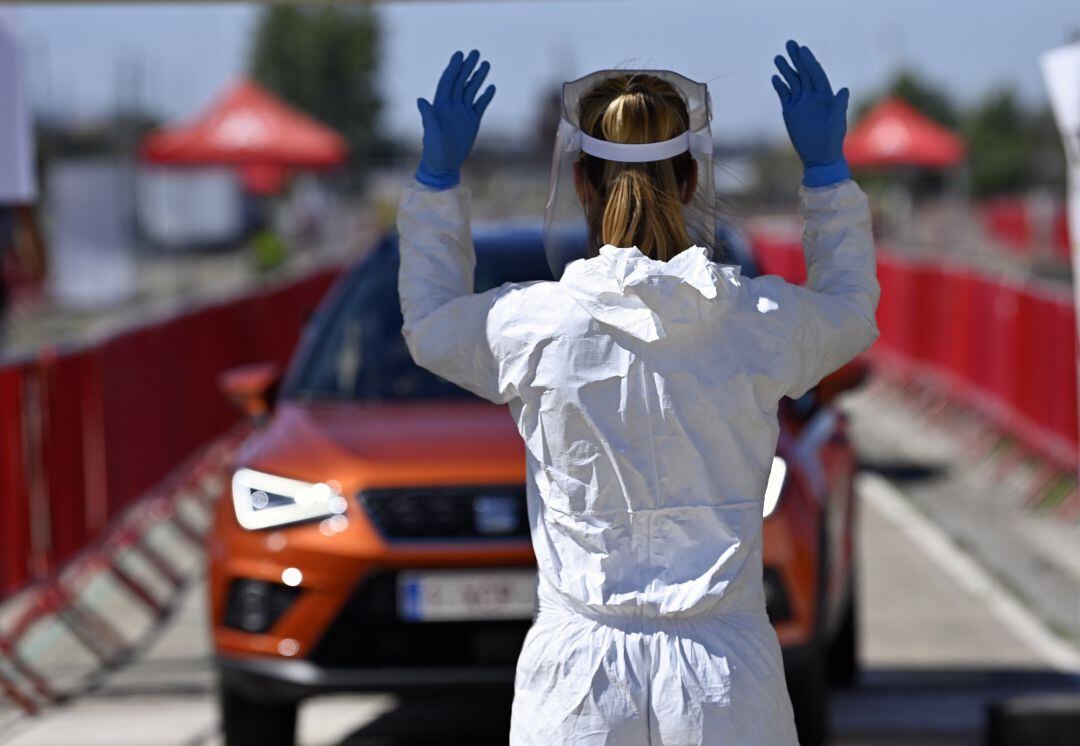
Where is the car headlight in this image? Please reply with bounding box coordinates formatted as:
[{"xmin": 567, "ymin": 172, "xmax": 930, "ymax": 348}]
[
  {"xmin": 762, "ymin": 456, "xmax": 788, "ymax": 519},
  {"xmin": 231, "ymin": 468, "xmax": 346, "ymax": 530}
]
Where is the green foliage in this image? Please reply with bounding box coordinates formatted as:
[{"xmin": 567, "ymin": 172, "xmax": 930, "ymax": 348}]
[
  {"xmin": 250, "ymin": 5, "xmax": 383, "ymax": 173},
  {"xmin": 961, "ymin": 90, "xmax": 1033, "ymax": 197},
  {"xmin": 251, "ymin": 229, "xmax": 288, "ymax": 273}
]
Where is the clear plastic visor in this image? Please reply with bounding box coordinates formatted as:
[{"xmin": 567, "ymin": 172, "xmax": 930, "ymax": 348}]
[{"xmin": 542, "ymin": 69, "xmax": 716, "ymax": 279}]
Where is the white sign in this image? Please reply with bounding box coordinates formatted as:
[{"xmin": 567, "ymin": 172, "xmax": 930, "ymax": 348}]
[
  {"xmin": 47, "ymin": 159, "xmax": 136, "ymax": 308},
  {"xmin": 136, "ymin": 166, "xmax": 243, "ymax": 249},
  {"xmin": 1041, "ymin": 42, "xmax": 1080, "ymax": 260},
  {"xmin": 1040, "ymin": 41, "xmax": 1080, "ymax": 486},
  {"xmin": 1041, "ymin": 42, "xmax": 1080, "ymax": 163}
]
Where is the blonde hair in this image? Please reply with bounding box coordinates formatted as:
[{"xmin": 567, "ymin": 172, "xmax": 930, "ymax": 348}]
[{"xmin": 578, "ymin": 73, "xmax": 697, "ymax": 261}]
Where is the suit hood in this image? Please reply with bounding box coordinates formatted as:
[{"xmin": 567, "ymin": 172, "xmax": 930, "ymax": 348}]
[{"xmin": 558, "ymin": 244, "xmax": 743, "ymax": 342}]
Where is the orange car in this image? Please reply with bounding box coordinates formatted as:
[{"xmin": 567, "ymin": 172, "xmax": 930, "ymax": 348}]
[{"xmin": 209, "ymin": 224, "xmax": 866, "ymax": 746}]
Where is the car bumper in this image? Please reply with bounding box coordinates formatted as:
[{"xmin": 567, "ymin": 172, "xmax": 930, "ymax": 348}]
[{"xmin": 217, "ymin": 654, "xmax": 517, "ymax": 703}]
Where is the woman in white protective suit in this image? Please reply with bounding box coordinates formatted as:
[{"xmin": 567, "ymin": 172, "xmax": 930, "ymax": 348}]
[{"xmin": 398, "ymin": 41, "xmax": 879, "ymax": 746}]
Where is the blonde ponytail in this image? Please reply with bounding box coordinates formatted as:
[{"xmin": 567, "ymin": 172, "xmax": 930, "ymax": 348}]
[{"xmin": 578, "ymin": 74, "xmax": 696, "ymax": 261}]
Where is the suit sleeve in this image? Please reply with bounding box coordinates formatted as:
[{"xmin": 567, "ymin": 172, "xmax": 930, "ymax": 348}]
[
  {"xmin": 746, "ymin": 179, "xmax": 881, "ymax": 399},
  {"xmin": 396, "ymin": 181, "xmax": 524, "ymax": 405}
]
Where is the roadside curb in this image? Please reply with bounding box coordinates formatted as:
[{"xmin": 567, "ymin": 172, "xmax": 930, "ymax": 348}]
[{"xmin": 857, "ymin": 471, "xmax": 1080, "ymax": 673}]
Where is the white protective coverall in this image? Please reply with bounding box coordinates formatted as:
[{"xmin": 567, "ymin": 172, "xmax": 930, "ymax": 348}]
[{"xmin": 397, "ymin": 177, "xmax": 880, "ymax": 745}]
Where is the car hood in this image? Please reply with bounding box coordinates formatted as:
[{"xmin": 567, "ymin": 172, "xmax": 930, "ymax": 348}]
[{"xmin": 235, "ymin": 399, "xmax": 526, "ymax": 488}]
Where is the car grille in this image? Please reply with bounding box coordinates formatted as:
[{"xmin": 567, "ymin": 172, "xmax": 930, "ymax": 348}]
[
  {"xmin": 358, "ymin": 485, "xmax": 529, "ymax": 541},
  {"xmin": 308, "ymin": 571, "xmax": 533, "ymax": 669}
]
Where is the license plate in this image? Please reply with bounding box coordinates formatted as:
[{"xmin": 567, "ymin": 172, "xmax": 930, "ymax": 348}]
[{"xmin": 397, "ymin": 569, "xmax": 537, "ymax": 622}]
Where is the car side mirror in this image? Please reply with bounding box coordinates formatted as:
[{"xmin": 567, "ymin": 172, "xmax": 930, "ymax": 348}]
[
  {"xmin": 217, "ymin": 362, "xmax": 282, "ymax": 423},
  {"xmin": 815, "ymin": 356, "xmax": 871, "ymax": 408}
]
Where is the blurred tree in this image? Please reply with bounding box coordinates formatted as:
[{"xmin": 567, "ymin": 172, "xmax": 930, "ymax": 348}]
[
  {"xmin": 1021, "ymin": 105, "xmax": 1067, "ymax": 194},
  {"xmin": 962, "ymin": 89, "xmax": 1035, "ymax": 197},
  {"xmin": 855, "ymin": 68, "xmax": 961, "ymax": 128},
  {"xmin": 960, "ymin": 90, "xmax": 1066, "ymax": 197},
  {"xmin": 250, "ymin": 5, "xmax": 383, "ymax": 181}
]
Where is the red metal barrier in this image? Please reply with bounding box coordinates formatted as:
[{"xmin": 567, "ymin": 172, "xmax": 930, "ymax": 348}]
[
  {"xmin": 38, "ymin": 348, "xmax": 109, "ymax": 568},
  {"xmin": 100, "ymin": 321, "xmax": 176, "ymax": 516},
  {"xmin": 981, "ymin": 199, "xmax": 1031, "ymax": 254},
  {"xmin": 94, "ymin": 268, "xmax": 336, "ymax": 516},
  {"xmin": 0, "ymin": 266, "xmax": 339, "ymax": 603},
  {"xmin": 748, "ymin": 232, "xmax": 1077, "ymax": 471},
  {"xmin": 0, "ymin": 424, "xmax": 248, "ymax": 714},
  {"xmin": 0, "ymin": 364, "xmax": 31, "ymax": 597},
  {"xmin": 1, "ymin": 233, "xmax": 1075, "ymax": 603},
  {"xmin": 980, "ymin": 197, "xmax": 1071, "ymax": 262},
  {"xmin": 976, "ymin": 277, "xmax": 1024, "ymax": 413},
  {"xmin": 1053, "ymin": 300, "xmax": 1079, "ymax": 448},
  {"xmin": 875, "ymin": 252, "xmax": 921, "ymax": 363},
  {"xmin": 910, "ymin": 262, "xmax": 943, "ymax": 364},
  {"xmin": 1053, "ymin": 207, "xmax": 1071, "ymax": 262},
  {"xmin": 941, "ymin": 269, "xmax": 978, "ymax": 389},
  {"xmin": 0, "ymin": 264, "xmax": 336, "ymax": 713},
  {"xmin": 1016, "ymin": 291, "xmax": 1058, "ymax": 434}
]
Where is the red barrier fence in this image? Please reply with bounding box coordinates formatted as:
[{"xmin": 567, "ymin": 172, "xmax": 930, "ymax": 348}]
[
  {"xmin": 0, "ymin": 425, "xmax": 249, "ymax": 714},
  {"xmin": 2, "ymin": 235, "xmax": 1075, "ymax": 597},
  {"xmin": 0, "ymin": 266, "xmax": 339, "ymax": 600},
  {"xmin": 0, "ymin": 365, "xmax": 31, "ymax": 596},
  {"xmin": 753, "ymin": 235, "xmax": 1078, "ymax": 470},
  {"xmin": 980, "ymin": 197, "xmax": 1071, "ymax": 263}
]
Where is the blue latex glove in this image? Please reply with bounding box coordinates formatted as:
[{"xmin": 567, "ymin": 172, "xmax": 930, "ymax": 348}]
[
  {"xmin": 415, "ymin": 50, "xmax": 496, "ymax": 190},
  {"xmin": 771, "ymin": 40, "xmax": 852, "ymax": 188}
]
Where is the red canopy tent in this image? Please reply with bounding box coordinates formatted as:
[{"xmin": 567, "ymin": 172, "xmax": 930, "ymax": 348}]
[
  {"xmin": 140, "ymin": 80, "xmax": 347, "ymax": 194},
  {"xmin": 844, "ymin": 97, "xmax": 966, "ymax": 169}
]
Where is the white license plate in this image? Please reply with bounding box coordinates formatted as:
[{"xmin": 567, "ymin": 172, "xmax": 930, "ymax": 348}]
[{"xmin": 398, "ymin": 569, "xmax": 537, "ymax": 622}]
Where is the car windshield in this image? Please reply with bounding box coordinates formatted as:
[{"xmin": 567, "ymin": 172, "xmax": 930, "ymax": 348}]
[
  {"xmin": 285, "ymin": 229, "xmax": 554, "ymax": 402},
  {"xmin": 284, "ymin": 223, "xmax": 757, "ymax": 403}
]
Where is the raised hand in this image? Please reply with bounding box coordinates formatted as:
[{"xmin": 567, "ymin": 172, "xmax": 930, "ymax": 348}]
[
  {"xmin": 771, "ymin": 40, "xmax": 851, "ymax": 188},
  {"xmin": 416, "ymin": 49, "xmax": 497, "ymax": 190}
]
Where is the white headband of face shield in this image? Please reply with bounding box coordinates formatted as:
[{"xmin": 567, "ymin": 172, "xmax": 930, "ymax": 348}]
[{"xmin": 574, "ymin": 129, "xmax": 713, "ymax": 163}]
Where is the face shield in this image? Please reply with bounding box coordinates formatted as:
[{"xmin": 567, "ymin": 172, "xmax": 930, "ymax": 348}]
[{"xmin": 543, "ymin": 69, "xmax": 716, "ymax": 280}]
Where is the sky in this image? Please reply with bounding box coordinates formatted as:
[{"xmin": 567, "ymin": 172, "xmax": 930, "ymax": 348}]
[{"xmin": 13, "ymin": 0, "xmax": 1080, "ymax": 146}]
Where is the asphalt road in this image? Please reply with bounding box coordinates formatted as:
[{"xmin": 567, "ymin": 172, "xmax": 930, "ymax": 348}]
[{"xmin": 2, "ymin": 387, "xmax": 1077, "ymax": 745}]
